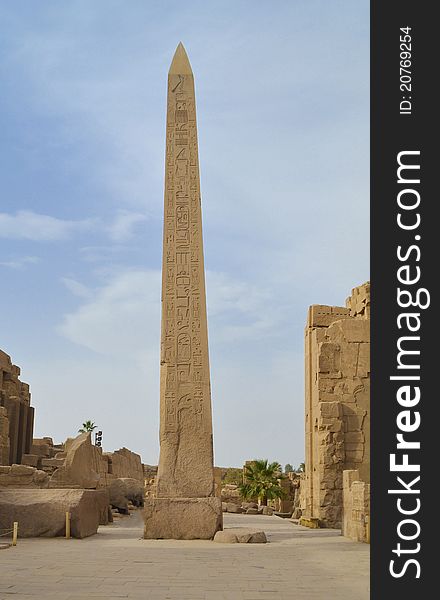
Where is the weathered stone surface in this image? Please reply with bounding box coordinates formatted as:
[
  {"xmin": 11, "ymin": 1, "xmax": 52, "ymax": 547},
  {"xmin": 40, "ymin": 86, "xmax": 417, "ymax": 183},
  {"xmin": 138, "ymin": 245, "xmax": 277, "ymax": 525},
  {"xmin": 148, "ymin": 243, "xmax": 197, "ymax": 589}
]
[
  {"xmin": 262, "ymin": 506, "xmax": 273, "ymax": 516},
  {"xmin": 155, "ymin": 42, "xmax": 214, "ymax": 502},
  {"xmin": 93, "ymin": 488, "xmax": 111, "ymax": 526},
  {"xmin": 342, "ymin": 469, "xmax": 370, "ymax": 543},
  {"xmin": 213, "ymin": 530, "xmax": 239, "ymax": 543},
  {"xmin": 42, "ymin": 458, "xmax": 65, "ymax": 468},
  {"xmin": 304, "ymin": 283, "xmax": 370, "ymax": 529},
  {"xmin": 49, "ymin": 433, "xmax": 100, "ymax": 489},
  {"xmin": 0, "ymin": 489, "xmax": 103, "ymax": 538},
  {"xmin": 246, "ymin": 507, "xmax": 259, "ymax": 515},
  {"xmin": 0, "ymin": 464, "xmax": 49, "ymax": 488},
  {"xmin": 143, "ymin": 43, "xmax": 221, "ymax": 540},
  {"xmin": 108, "ymin": 479, "xmax": 129, "ymax": 514},
  {"xmin": 144, "ymin": 497, "xmax": 222, "ymax": 540},
  {"xmin": 213, "ymin": 528, "xmax": 267, "ymax": 544},
  {"xmin": 105, "ymin": 448, "xmax": 144, "ymax": 481},
  {"xmin": 21, "ymin": 454, "xmax": 39, "ymax": 467},
  {"xmin": 119, "ymin": 478, "xmax": 144, "ymax": 507},
  {"xmin": 108, "ymin": 477, "xmax": 144, "ymax": 513},
  {"xmin": 31, "ymin": 443, "xmax": 51, "ymax": 457}
]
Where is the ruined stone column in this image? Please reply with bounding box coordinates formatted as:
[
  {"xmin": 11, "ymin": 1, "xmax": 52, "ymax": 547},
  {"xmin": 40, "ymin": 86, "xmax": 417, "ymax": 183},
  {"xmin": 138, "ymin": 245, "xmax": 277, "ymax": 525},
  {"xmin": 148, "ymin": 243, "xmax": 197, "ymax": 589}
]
[{"xmin": 143, "ymin": 43, "xmax": 222, "ymax": 539}]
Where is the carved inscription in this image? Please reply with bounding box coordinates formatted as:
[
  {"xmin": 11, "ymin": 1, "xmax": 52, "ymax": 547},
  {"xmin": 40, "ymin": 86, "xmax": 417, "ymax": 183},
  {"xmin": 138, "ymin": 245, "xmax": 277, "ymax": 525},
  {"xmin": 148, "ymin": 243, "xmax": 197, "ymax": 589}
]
[{"xmin": 160, "ymin": 68, "xmax": 210, "ymax": 434}]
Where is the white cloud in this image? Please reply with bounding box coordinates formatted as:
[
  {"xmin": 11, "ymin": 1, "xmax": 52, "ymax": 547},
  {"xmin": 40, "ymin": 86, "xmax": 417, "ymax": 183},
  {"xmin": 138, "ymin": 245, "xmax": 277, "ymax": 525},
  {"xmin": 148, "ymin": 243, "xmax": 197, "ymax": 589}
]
[
  {"xmin": 0, "ymin": 209, "xmax": 150, "ymax": 246},
  {"xmin": 61, "ymin": 277, "xmax": 92, "ymax": 298},
  {"xmin": 0, "ymin": 255, "xmax": 40, "ymax": 269},
  {"xmin": 0, "ymin": 210, "xmax": 93, "ymax": 241},
  {"xmin": 58, "ymin": 270, "xmax": 161, "ymax": 359},
  {"xmin": 58, "ymin": 268, "xmax": 279, "ymax": 359},
  {"xmin": 107, "ymin": 211, "xmax": 148, "ymax": 242}
]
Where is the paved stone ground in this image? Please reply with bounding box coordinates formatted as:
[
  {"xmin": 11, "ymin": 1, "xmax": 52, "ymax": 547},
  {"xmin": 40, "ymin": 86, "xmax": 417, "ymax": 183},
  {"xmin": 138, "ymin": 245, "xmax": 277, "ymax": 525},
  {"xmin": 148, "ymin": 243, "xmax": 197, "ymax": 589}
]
[{"xmin": 0, "ymin": 511, "xmax": 369, "ymax": 599}]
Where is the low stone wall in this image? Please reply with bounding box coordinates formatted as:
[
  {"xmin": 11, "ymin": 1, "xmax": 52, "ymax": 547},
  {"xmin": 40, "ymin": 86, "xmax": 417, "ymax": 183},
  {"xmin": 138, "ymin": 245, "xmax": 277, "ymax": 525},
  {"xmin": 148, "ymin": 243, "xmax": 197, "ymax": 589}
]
[
  {"xmin": 342, "ymin": 469, "xmax": 370, "ymax": 543},
  {"xmin": 0, "ymin": 464, "xmax": 49, "ymax": 488}
]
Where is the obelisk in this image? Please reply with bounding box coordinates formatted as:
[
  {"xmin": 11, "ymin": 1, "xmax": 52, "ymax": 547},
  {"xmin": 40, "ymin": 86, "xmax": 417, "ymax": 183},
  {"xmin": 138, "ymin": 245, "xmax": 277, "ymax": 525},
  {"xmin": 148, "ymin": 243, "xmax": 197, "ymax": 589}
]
[{"xmin": 143, "ymin": 43, "xmax": 222, "ymax": 539}]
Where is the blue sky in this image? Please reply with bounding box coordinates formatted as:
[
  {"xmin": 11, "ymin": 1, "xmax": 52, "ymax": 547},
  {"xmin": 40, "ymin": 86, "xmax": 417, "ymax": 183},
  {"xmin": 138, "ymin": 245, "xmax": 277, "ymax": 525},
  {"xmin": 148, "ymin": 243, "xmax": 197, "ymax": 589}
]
[{"xmin": 0, "ymin": 1, "xmax": 369, "ymax": 468}]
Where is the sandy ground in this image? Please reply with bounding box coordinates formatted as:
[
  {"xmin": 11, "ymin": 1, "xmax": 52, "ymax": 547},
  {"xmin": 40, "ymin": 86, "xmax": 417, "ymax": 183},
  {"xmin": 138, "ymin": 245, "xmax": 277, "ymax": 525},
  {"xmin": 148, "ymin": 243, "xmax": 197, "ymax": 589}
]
[{"xmin": 0, "ymin": 510, "xmax": 369, "ymax": 599}]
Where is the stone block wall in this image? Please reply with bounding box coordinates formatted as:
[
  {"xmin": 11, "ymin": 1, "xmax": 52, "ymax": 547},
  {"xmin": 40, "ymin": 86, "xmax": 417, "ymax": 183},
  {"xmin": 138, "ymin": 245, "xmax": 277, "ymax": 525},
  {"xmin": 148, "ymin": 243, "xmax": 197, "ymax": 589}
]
[
  {"xmin": 0, "ymin": 463, "xmax": 49, "ymax": 488},
  {"xmin": 0, "ymin": 350, "xmax": 34, "ymax": 465},
  {"xmin": 342, "ymin": 469, "xmax": 370, "ymax": 543},
  {"xmin": 304, "ymin": 282, "xmax": 370, "ymax": 528}
]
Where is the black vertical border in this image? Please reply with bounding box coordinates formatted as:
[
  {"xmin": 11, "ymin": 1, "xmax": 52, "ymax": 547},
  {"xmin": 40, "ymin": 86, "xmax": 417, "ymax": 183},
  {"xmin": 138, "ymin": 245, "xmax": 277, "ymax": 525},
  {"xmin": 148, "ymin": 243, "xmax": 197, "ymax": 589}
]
[{"xmin": 371, "ymin": 1, "xmax": 435, "ymax": 597}]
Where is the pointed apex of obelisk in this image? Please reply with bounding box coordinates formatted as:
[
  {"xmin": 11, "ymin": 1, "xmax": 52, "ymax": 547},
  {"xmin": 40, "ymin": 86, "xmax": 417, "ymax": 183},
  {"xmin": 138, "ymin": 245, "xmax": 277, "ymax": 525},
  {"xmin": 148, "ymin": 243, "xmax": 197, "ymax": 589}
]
[{"xmin": 169, "ymin": 42, "xmax": 193, "ymax": 75}]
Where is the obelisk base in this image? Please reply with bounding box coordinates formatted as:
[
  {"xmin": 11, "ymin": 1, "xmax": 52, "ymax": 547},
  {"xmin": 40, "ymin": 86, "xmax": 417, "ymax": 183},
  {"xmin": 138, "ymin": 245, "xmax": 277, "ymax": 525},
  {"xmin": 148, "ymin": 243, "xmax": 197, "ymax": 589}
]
[{"xmin": 143, "ymin": 497, "xmax": 223, "ymax": 540}]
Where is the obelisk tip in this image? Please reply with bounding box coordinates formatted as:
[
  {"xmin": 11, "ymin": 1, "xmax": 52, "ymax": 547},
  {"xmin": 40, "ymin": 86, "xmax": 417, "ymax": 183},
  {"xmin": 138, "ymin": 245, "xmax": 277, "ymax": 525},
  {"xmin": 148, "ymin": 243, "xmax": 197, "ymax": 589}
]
[{"xmin": 169, "ymin": 42, "xmax": 193, "ymax": 75}]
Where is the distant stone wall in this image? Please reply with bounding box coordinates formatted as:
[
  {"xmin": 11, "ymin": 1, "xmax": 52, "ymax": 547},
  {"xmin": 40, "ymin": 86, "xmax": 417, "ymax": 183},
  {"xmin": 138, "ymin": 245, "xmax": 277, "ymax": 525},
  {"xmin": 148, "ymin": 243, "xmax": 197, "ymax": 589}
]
[
  {"xmin": 0, "ymin": 350, "xmax": 34, "ymax": 465},
  {"xmin": 304, "ymin": 282, "xmax": 370, "ymax": 528},
  {"xmin": 342, "ymin": 469, "xmax": 370, "ymax": 543}
]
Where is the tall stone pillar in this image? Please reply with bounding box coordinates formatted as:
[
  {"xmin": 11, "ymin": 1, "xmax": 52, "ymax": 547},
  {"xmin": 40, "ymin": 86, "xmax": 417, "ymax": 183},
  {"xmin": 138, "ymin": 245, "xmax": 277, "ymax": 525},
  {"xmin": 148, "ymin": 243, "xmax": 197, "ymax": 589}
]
[{"xmin": 143, "ymin": 43, "xmax": 222, "ymax": 539}]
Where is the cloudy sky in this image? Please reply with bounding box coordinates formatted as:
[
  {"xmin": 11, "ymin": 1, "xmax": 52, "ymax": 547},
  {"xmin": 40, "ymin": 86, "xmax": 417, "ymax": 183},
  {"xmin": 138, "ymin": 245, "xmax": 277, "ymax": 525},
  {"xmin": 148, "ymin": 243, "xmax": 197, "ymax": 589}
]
[{"xmin": 0, "ymin": 1, "xmax": 369, "ymax": 468}]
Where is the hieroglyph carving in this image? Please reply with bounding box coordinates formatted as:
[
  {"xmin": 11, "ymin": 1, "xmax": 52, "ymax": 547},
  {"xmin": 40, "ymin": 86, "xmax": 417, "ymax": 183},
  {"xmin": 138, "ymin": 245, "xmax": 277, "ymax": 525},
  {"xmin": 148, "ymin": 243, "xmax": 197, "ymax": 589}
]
[{"xmin": 156, "ymin": 43, "xmax": 214, "ymax": 499}]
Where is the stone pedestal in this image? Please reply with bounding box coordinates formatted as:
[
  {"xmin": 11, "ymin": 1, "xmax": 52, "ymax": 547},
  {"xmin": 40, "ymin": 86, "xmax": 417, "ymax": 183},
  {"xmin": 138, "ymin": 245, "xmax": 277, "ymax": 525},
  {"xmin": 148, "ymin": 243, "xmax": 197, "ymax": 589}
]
[{"xmin": 144, "ymin": 497, "xmax": 222, "ymax": 539}]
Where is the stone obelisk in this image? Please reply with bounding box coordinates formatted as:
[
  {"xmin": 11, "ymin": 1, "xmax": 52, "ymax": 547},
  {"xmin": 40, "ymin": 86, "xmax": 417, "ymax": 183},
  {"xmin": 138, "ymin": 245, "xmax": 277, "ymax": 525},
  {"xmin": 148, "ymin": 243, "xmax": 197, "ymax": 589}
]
[{"xmin": 143, "ymin": 43, "xmax": 222, "ymax": 539}]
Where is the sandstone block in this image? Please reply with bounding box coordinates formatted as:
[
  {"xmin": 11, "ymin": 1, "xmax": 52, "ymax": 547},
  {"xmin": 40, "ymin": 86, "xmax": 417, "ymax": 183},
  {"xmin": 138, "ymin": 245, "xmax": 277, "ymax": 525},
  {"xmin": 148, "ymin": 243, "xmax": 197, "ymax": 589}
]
[
  {"xmin": 49, "ymin": 433, "xmax": 100, "ymax": 489},
  {"xmin": 31, "ymin": 443, "xmax": 51, "ymax": 457},
  {"xmin": 0, "ymin": 489, "xmax": 103, "ymax": 538},
  {"xmin": 119, "ymin": 478, "xmax": 144, "ymax": 507},
  {"xmin": 108, "ymin": 479, "xmax": 129, "ymax": 514},
  {"xmin": 246, "ymin": 507, "xmax": 259, "ymax": 514},
  {"xmin": 213, "ymin": 530, "xmax": 239, "ymax": 543},
  {"xmin": 300, "ymin": 516, "xmax": 320, "ymax": 528},
  {"xmin": 308, "ymin": 305, "xmax": 349, "ymax": 328},
  {"xmin": 10, "ymin": 464, "xmax": 35, "ymax": 476},
  {"xmin": 93, "ymin": 488, "xmax": 111, "ymax": 525},
  {"xmin": 143, "ymin": 497, "xmax": 222, "ymax": 540},
  {"xmin": 41, "ymin": 458, "xmax": 65, "ymax": 468},
  {"xmin": 346, "ymin": 450, "xmax": 364, "ymax": 463},
  {"xmin": 21, "ymin": 454, "xmax": 39, "ymax": 468},
  {"xmin": 327, "ymin": 319, "xmax": 370, "ymax": 344},
  {"xmin": 213, "ymin": 528, "xmax": 267, "ymax": 544},
  {"xmin": 344, "ymin": 431, "xmax": 365, "ymax": 444},
  {"xmin": 262, "ymin": 506, "xmax": 273, "ymax": 516},
  {"xmin": 319, "ymin": 402, "xmax": 342, "ymax": 419}
]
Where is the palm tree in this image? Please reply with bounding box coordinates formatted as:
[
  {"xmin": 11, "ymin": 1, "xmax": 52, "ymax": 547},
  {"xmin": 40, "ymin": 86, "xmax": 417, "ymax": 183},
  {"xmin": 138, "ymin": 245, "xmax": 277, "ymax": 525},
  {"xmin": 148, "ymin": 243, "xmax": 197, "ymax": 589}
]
[
  {"xmin": 78, "ymin": 420, "xmax": 97, "ymax": 433},
  {"xmin": 239, "ymin": 459, "xmax": 284, "ymax": 506}
]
